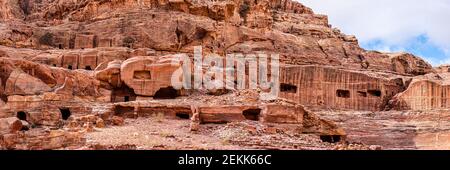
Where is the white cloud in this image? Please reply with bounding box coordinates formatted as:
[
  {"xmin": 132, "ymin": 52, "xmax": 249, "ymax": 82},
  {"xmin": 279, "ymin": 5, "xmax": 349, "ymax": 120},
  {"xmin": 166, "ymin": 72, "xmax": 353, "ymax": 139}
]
[{"xmin": 298, "ymin": 0, "xmax": 450, "ymax": 52}]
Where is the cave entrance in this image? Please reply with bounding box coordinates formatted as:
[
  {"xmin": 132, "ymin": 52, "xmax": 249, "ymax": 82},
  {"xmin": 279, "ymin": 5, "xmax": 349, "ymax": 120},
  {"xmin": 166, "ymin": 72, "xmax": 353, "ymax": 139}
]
[
  {"xmin": 153, "ymin": 87, "xmax": 180, "ymax": 99},
  {"xmin": 68, "ymin": 65, "xmax": 73, "ymax": 70},
  {"xmin": 17, "ymin": 111, "xmax": 27, "ymax": 121},
  {"xmin": 85, "ymin": 66, "xmax": 92, "ymax": 70},
  {"xmin": 59, "ymin": 108, "xmax": 71, "ymax": 120},
  {"xmin": 320, "ymin": 135, "xmax": 342, "ymax": 143},
  {"xmin": 111, "ymin": 85, "xmax": 137, "ymax": 103},
  {"xmin": 242, "ymin": 109, "xmax": 261, "ymax": 121},
  {"xmin": 176, "ymin": 112, "xmax": 190, "ymax": 119},
  {"xmin": 336, "ymin": 90, "xmax": 350, "ymax": 98},
  {"xmin": 368, "ymin": 90, "xmax": 382, "ymax": 97},
  {"xmin": 280, "ymin": 83, "xmax": 297, "ymax": 93}
]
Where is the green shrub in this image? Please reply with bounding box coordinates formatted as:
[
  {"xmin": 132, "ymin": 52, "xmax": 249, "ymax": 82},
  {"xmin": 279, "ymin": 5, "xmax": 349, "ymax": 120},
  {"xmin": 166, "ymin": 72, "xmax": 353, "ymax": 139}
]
[
  {"xmin": 123, "ymin": 36, "xmax": 135, "ymax": 44},
  {"xmin": 239, "ymin": 2, "xmax": 250, "ymax": 18}
]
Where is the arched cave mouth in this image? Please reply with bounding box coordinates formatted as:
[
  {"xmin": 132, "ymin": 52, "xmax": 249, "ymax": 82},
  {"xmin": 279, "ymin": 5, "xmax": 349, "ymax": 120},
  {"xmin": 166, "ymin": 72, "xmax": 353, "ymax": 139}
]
[
  {"xmin": 320, "ymin": 135, "xmax": 342, "ymax": 143},
  {"xmin": 59, "ymin": 108, "xmax": 71, "ymax": 120},
  {"xmin": 153, "ymin": 87, "xmax": 180, "ymax": 99},
  {"xmin": 243, "ymin": 109, "xmax": 261, "ymax": 121},
  {"xmin": 17, "ymin": 111, "xmax": 27, "ymax": 121}
]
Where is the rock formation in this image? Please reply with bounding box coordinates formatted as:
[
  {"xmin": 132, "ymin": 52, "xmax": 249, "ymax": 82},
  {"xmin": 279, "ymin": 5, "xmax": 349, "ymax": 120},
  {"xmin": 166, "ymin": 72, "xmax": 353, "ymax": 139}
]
[
  {"xmin": 0, "ymin": 0, "xmax": 448, "ymax": 150},
  {"xmin": 390, "ymin": 73, "xmax": 450, "ymax": 110}
]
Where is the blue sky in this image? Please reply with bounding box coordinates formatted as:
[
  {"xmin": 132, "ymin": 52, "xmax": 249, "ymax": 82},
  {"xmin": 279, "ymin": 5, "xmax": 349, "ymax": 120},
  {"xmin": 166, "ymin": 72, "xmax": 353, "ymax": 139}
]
[
  {"xmin": 300, "ymin": 0, "xmax": 450, "ymax": 66},
  {"xmin": 362, "ymin": 35, "xmax": 449, "ymax": 65}
]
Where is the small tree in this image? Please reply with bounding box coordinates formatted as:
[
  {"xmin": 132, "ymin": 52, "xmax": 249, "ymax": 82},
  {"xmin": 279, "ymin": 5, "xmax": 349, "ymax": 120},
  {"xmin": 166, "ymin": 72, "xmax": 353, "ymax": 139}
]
[
  {"xmin": 239, "ymin": 2, "xmax": 250, "ymax": 18},
  {"xmin": 122, "ymin": 36, "xmax": 135, "ymax": 48},
  {"xmin": 239, "ymin": 1, "xmax": 251, "ymax": 23}
]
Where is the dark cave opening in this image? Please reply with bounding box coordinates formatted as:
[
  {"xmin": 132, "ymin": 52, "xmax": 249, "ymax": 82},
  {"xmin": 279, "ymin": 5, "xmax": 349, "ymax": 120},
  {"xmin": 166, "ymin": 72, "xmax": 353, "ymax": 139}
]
[
  {"xmin": 16, "ymin": 111, "xmax": 27, "ymax": 121},
  {"xmin": 280, "ymin": 83, "xmax": 298, "ymax": 93},
  {"xmin": 320, "ymin": 135, "xmax": 342, "ymax": 143},
  {"xmin": 243, "ymin": 109, "xmax": 261, "ymax": 121},
  {"xmin": 176, "ymin": 112, "xmax": 190, "ymax": 119},
  {"xmin": 368, "ymin": 90, "xmax": 382, "ymax": 97},
  {"xmin": 336, "ymin": 90, "xmax": 350, "ymax": 98},
  {"xmin": 59, "ymin": 108, "xmax": 71, "ymax": 120},
  {"xmin": 153, "ymin": 87, "xmax": 180, "ymax": 99}
]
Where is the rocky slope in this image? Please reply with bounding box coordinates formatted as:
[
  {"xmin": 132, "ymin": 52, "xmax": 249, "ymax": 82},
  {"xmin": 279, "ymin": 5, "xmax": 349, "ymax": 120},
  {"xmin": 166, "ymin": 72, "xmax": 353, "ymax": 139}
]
[
  {"xmin": 0, "ymin": 0, "xmax": 448, "ymax": 150},
  {"xmin": 0, "ymin": 0, "xmax": 432, "ymax": 74}
]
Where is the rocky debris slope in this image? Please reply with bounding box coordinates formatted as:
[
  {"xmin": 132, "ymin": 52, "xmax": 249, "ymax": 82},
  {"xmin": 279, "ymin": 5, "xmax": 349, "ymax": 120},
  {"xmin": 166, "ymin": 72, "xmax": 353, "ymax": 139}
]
[
  {"xmin": 0, "ymin": 0, "xmax": 448, "ymax": 150},
  {"xmin": 84, "ymin": 116, "xmax": 371, "ymax": 150},
  {"xmin": 0, "ymin": 57, "xmax": 110, "ymax": 102},
  {"xmin": 317, "ymin": 110, "xmax": 450, "ymax": 150}
]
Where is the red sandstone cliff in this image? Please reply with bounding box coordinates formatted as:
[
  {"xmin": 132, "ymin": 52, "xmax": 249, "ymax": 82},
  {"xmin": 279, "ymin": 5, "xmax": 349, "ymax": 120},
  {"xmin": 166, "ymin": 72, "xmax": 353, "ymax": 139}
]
[{"xmin": 0, "ymin": 0, "xmax": 448, "ymax": 150}]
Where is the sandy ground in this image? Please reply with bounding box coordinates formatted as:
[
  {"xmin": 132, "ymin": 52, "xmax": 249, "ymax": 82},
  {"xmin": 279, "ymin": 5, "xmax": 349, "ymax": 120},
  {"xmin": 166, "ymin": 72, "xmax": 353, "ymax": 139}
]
[{"xmin": 85, "ymin": 116, "xmax": 338, "ymax": 150}]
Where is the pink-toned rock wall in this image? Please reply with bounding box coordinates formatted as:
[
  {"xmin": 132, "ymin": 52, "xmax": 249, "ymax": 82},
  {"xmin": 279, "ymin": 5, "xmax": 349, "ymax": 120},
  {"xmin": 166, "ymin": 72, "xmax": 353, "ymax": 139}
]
[
  {"xmin": 4, "ymin": 69, "xmax": 51, "ymax": 95},
  {"xmin": 74, "ymin": 34, "xmax": 95, "ymax": 49},
  {"xmin": 79, "ymin": 54, "xmax": 97, "ymax": 70},
  {"xmin": 393, "ymin": 80, "xmax": 450, "ymax": 110},
  {"xmin": 435, "ymin": 65, "xmax": 450, "ymax": 73},
  {"xmin": 4, "ymin": 94, "xmax": 109, "ymax": 126},
  {"xmin": 279, "ymin": 65, "xmax": 404, "ymax": 111},
  {"xmin": 61, "ymin": 53, "xmax": 79, "ymax": 70},
  {"xmin": 120, "ymin": 55, "xmax": 182, "ymax": 96},
  {"xmin": 262, "ymin": 104, "xmax": 302, "ymax": 124}
]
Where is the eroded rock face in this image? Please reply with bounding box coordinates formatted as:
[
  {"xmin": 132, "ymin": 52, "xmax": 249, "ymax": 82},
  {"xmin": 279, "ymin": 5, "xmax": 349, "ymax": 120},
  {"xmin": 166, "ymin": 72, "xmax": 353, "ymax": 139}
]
[
  {"xmin": 390, "ymin": 73, "xmax": 450, "ymax": 110},
  {"xmin": 0, "ymin": 0, "xmax": 432, "ymax": 76},
  {"xmin": 0, "ymin": 0, "xmax": 447, "ymax": 150},
  {"xmin": 0, "ymin": 117, "xmax": 23, "ymax": 133},
  {"xmin": 0, "ymin": 129, "xmax": 86, "ymax": 150},
  {"xmin": 120, "ymin": 55, "xmax": 182, "ymax": 96},
  {"xmin": 0, "ymin": 0, "xmax": 24, "ymax": 20},
  {"xmin": 0, "ymin": 56, "xmax": 112, "ymax": 127},
  {"xmin": 435, "ymin": 65, "xmax": 450, "ymax": 73},
  {"xmin": 317, "ymin": 110, "xmax": 450, "ymax": 150},
  {"xmin": 0, "ymin": 57, "xmax": 110, "ymax": 99},
  {"xmin": 279, "ymin": 65, "xmax": 406, "ymax": 111},
  {"xmin": 112, "ymin": 99, "xmax": 345, "ymax": 137},
  {"xmin": 5, "ymin": 69, "xmax": 52, "ymax": 95},
  {"xmin": 389, "ymin": 53, "xmax": 434, "ymax": 76}
]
